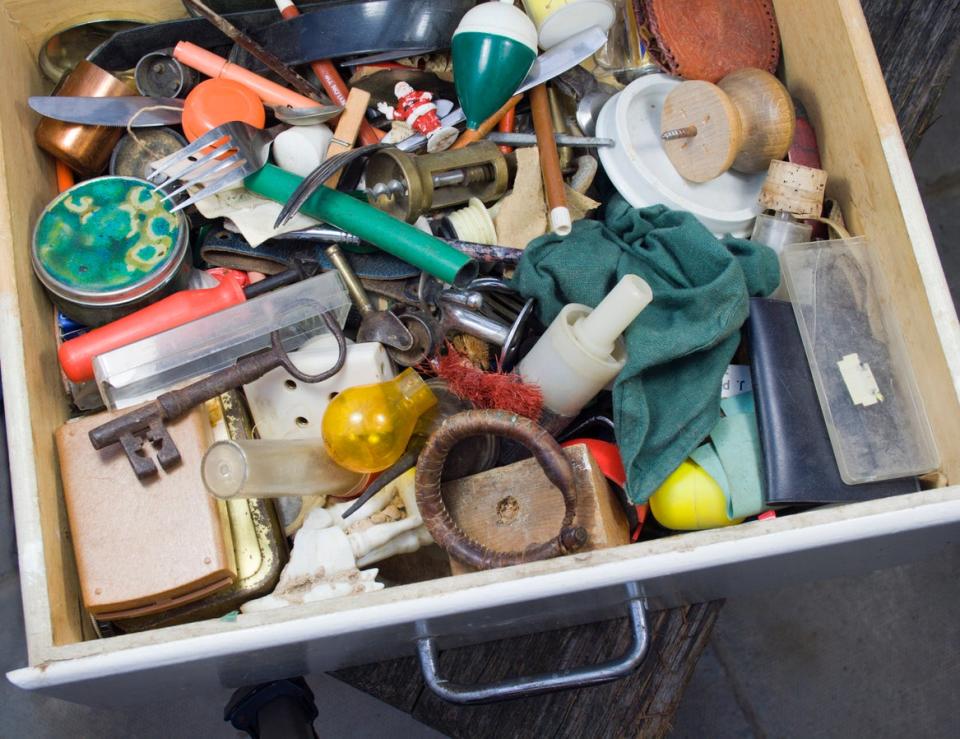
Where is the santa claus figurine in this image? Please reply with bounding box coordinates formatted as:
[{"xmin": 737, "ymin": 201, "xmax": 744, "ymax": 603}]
[{"xmin": 378, "ymin": 81, "xmax": 458, "ymax": 152}]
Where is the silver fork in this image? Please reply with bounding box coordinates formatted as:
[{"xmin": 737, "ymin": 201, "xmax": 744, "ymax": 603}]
[{"xmin": 149, "ymin": 122, "xmax": 285, "ymax": 212}]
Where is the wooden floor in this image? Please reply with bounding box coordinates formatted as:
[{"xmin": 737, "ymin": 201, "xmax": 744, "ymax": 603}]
[{"xmin": 332, "ymin": 2, "xmax": 960, "ymax": 736}]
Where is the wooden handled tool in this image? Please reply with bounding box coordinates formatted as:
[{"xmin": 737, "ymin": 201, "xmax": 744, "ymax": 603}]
[
  {"xmin": 530, "ymin": 83, "xmax": 571, "ymax": 236},
  {"xmin": 660, "ymin": 68, "xmax": 795, "ymax": 183}
]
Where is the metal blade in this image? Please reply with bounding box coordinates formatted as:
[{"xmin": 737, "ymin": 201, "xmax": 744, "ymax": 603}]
[
  {"xmin": 28, "ymin": 96, "xmax": 184, "ymax": 127},
  {"xmin": 517, "ymin": 26, "xmax": 609, "ymax": 95}
]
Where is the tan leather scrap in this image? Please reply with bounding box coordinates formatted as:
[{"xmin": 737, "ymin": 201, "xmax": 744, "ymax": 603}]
[{"xmin": 641, "ymin": 0, "xmax": 781, "ymax": 83}]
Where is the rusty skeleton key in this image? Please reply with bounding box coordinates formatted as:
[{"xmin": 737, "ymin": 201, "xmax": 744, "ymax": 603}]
[{"xmin": 89, "ymin": 312, "xmax": 346, "ymax": 480}]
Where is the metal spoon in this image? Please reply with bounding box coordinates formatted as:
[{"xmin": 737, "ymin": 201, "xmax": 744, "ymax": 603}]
[
  {"xmin": 554, "ymin": 66, "xmax": 618, "ymax": 137},
  {"xmin": 273, "ymin": 103, "xmax": 344, "ymax": 126},
  {"xmin": 324, "ymin": 244, "xmax": 414, "ymax": 353}
]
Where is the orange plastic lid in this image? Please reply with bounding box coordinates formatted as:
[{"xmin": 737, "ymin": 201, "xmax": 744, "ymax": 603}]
[{"xmin": 182, "ymin": 78, "xmax": 266, "ymax": 142}]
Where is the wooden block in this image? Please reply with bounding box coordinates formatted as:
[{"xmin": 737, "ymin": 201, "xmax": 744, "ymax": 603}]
[
  {"xmin": 444, "ymin": 444, "xmax": 631, "ymax": 575},
  {"xmin": 325, "ymin": 87, "xmax": 371, "ymax": 187},
  {"xmin": 661, "ymin": 68, "xmax": 795, "ymax": 182},
  {"xmin": 55, "ymin": 406, "xmax": 236, "ymax": 619}
]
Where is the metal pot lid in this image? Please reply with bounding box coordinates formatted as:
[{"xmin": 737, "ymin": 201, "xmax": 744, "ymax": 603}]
[{"xmin": 32, "ymin": 176, "xmax": 188, "ymax": 302}]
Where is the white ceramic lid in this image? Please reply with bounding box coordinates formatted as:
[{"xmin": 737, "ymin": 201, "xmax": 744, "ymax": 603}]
[
  {"xmin": 538, "ymin": 0, "xmax": 616, "ymax": 50},
  {"xmin": 453, "ymin": 0, "xmax": 539, "ymax": 52},
  {"xmin": 595, "ymin": 73, "xmax": 764, "ymax": 237}
]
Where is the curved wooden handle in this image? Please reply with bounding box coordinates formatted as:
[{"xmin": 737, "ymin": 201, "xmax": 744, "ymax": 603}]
[{"xmin": 416, "ymin": 410, "xmax": 587, "ymax": 570}]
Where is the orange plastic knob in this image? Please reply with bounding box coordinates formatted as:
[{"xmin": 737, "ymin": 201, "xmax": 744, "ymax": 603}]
[{"xmin": 182, "ymin": 78, "xmax": 266, "ymax": 142}]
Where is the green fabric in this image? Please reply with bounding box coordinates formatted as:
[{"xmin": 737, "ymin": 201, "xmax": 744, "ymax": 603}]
[
  {"xmin": 689, "ymin": 443, "xmax": 730, "ymax": 499},
  {"xmin": 690, "ymin": 393, "xmax": 767, "ymax": 521},
  {"xmin": 512, "ymin": 196, "xmax": 780, "ymax": 504}
]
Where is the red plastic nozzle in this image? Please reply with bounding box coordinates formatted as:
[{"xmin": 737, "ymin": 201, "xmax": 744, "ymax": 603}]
[{"xmin": 58, "ymin": 274, "xmax": 248, "ymax": 384}]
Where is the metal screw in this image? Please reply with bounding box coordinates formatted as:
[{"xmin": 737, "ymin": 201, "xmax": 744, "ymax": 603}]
[{"xmin": 661, "ymin": 125, "xmax": 699, "ymax": 141}]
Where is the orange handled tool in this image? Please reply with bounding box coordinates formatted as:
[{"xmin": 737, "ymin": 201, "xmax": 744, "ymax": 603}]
[
  {"xmin": 530, "ymin": 84, "xmax": 571, "ymax": 236},
  {"xmin": 59, "ymin": 273, "xmax": 248, "ymax": 384},
  {"xmin": 275, "ymin": 0, "xmax": 381, "ymax": 146},
  {"xmin": 173, "ymin": 41, "xmax": 317, "ymax": 109}
]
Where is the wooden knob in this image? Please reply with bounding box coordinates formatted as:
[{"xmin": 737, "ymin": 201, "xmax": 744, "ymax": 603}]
[
  {"xmin": 759, "ymin": 160, "xmax": 828, "ymax": 218},
  {"xmin": 661, "ymin": 68, "xmax": 795, "ymax": 183}
]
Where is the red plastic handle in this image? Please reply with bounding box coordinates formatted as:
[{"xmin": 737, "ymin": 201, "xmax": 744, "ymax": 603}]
[{"xmin": 58, "ymin": 275, "xmax": 247, "ymax": 383}]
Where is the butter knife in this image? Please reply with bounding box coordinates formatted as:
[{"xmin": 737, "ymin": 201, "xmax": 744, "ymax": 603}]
[{"xmin": 28, "ymin": 97, "xmax": 185, "ymax": 127}]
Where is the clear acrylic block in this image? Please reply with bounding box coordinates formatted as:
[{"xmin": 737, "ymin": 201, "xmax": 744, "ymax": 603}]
[{"xmin": 94, "ymin": 270, "xmax": 350, "ymax": 410}]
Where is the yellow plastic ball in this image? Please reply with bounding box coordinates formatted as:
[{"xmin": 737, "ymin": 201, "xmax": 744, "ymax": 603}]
[{"xmin": 649, "ymin": 460, "xmax": 744, "ymax": 530}]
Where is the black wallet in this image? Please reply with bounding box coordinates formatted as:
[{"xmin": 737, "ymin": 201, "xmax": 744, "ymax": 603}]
[{"xmin": 746, "ymin": 298, "xmax": 919, "ymax": 505}]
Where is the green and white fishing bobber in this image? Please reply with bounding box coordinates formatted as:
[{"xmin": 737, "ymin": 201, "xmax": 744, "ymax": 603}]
[{"xmin": 452, "ymin": 0, "xmax": 539, "ymax": 131}]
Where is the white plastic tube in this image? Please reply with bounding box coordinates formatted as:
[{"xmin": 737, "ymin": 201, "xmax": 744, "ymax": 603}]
[{"xmin": 518, "ymin": 274, "xmax": 652, "ymax": 418}]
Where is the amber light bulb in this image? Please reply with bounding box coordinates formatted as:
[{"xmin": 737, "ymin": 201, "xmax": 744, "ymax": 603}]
[{"xmin": 321, "ymin": 368, "xmax": 438, "ymax": 473}]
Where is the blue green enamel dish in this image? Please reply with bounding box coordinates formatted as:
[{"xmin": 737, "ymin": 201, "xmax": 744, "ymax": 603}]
[{"xmin": 32, "ymin": 176, "xmax": 190, "ymax": 326}]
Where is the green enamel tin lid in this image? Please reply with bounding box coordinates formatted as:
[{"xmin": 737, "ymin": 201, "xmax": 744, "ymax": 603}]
[{"xmin": 32, "ymin": 176, "xmax": 188, "ymax": 308}]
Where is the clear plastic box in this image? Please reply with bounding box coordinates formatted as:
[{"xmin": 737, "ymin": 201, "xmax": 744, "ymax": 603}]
[
  {"xmin": 781, "ymin": 237, "xmax": 940, "ymax": 483},
  {"xmin": 94, "ymin": 271, "xmax": 350, "ymax": 409}
]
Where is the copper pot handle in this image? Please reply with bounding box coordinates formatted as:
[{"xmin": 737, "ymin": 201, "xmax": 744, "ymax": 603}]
[{"xmin": 415, "ymin": 409, "xmax": 588, "ymax": 570}]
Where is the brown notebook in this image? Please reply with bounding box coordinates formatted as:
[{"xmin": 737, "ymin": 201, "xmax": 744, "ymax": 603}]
[{"xmin": 56, "ymin": 406, "xmax": 236, "ymax": 620}]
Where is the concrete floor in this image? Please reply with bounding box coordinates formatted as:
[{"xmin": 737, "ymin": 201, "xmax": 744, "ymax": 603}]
[{"xmin": 3, "ymin": 48, "xmax": 960, "ymax": 739}]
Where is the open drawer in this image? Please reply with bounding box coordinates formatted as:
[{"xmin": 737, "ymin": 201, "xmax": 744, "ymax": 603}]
[{"xmin": 3, "ymin": 0, "xmax": 960, "ymax": 706}]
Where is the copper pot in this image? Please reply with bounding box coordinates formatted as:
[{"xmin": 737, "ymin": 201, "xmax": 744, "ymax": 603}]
[{"xmin": 35, "ymin": 60, "xmax": 134, "ymax": 177}]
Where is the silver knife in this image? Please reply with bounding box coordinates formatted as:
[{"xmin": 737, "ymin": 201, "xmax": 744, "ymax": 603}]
[
  {"xmin": 28, "ymin": 97, "xmax": 185, "ymax": 127},
  {"xmin": 397, "ymin": 26, "xmax": 609, "ymax": 151}
]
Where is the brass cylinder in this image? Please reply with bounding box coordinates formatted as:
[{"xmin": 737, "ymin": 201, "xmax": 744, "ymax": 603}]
[
  {"xmin": 365, "ymin": 141, "xmax": 509, "ymax": 223},
  {"xmin": 35, "ymin": 61, "xmax": 134, "ymax": 177}
]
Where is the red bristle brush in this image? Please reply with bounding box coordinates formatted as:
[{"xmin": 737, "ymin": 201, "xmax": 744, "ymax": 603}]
[{"xmin": 429, "ymin": 343, "xmax": 543, "ymax": 420}]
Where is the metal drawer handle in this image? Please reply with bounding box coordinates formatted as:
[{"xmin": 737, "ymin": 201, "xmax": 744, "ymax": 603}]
[{"xmin": 416, "ymin": 599, "xmax": 649, "ymax": 705}]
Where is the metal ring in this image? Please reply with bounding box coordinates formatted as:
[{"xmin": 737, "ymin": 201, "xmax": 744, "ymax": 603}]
[{"xmin": 270, "ymin": 310, "xmax": 346, "ymax": 383}]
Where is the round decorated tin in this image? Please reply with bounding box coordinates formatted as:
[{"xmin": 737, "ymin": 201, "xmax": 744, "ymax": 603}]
[{"xmin": 32, "ymin": 176, "xmax": 191, "ymax": 327}]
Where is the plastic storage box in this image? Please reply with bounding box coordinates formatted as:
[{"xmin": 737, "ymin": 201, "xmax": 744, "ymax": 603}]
[{"xmin": 781, "ymin": 237, "xmax": 940, "ymax": 484}]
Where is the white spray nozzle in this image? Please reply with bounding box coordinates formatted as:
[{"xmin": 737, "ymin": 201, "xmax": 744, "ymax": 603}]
[{"xmin": 574, "ymin": 274, "xmax": 652, "ymax": 359}]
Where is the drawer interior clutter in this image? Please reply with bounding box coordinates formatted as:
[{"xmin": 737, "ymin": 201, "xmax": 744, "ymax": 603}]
[{"xmin": 5, "ymin": 0, "xmax": 958, "ymax": 648}]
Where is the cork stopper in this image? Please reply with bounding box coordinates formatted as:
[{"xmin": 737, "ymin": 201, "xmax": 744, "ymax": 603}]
[{"xmin": 758, "ymin": 160, "xmax": 827, "ymax": 218}]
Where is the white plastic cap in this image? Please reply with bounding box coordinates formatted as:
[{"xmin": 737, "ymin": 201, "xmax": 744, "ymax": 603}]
[
  {"xmin": 453, "ymin": 0, "xmax": 539, "ymax": 53},
  {"xmin": 537, "ymin": 1, "xmax": 616, "ymax": 49},
  {"xmin": 448, "ymin": 197, "xmax": 498, "ymax": 244},
  {"xmin": 549, "ymin": 206, "xmax": 573, "ymax": 236}
]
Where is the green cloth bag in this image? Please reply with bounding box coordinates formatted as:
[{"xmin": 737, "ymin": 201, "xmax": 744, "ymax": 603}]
[{"xmin": 511, "ymin": 196, "xmax": 780, "ymax": 504}]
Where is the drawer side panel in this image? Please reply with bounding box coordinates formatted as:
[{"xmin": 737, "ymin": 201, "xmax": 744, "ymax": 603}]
[{"xmin": 772, "ymin": 0, "xmax": 960, "ymax": 481}]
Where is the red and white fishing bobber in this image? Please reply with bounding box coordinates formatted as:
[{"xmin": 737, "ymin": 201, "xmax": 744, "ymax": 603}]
[{"xmin": 377, "ymin": 82, "xmax": 458, "ymax": 152}]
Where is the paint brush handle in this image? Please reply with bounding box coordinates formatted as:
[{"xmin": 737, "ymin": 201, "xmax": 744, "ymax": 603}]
[
  {"xmin": 275, "ymin": 0, "xmax": 381, "ymax": 146},
  {"xmin": 452, "ymin": 94, "xmax": 522, "ymax": 150},
  {"xmin": 530, "ymin": 83, "xmax": 571, "ymax": 236}
]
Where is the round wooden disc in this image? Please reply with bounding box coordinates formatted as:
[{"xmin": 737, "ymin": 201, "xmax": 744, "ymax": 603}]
[
  {"xmin": 661, "ymin": 81, "xmax": 742, "ymax": 183},
  {"xmin": 719, "ymin": 68, "xmax": 796, "ymax": 173}
]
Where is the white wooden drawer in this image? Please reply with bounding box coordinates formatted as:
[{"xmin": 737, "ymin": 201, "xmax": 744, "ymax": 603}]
[{"xmin": 2, "ymin": 0, "xmax": 959, "ymax": 704}]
